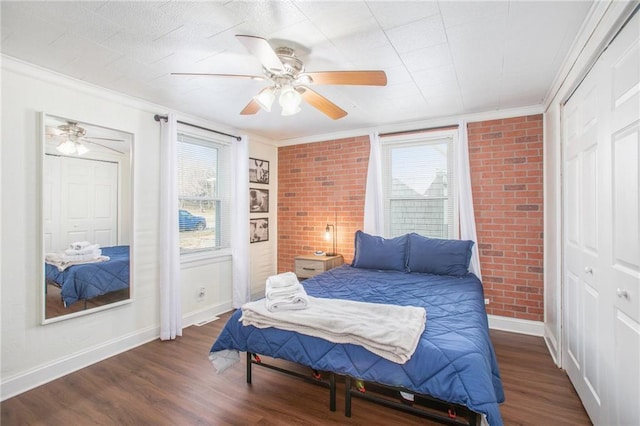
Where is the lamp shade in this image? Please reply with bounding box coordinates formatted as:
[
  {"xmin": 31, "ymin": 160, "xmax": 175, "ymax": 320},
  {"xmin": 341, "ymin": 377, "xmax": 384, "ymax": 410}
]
[
  {"xmin": 76, "ymin": 143, "xmax": 89, "ymax": 155},
  {"xmin": 279, "ymin": 85, "xmax": 302, "ymax": 116},
  {"xmin": 56, "ymin": 139, "xmax": 77, "ymax": 155},
  {"xmin": 253, "ymin": 87, "xmax": 275, "ymax": 112}
]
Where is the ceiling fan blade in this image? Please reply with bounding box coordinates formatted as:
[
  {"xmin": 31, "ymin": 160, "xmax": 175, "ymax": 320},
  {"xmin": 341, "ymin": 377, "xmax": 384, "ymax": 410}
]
[
  {"xmin": 236, "ymin": 35, "xmax": 284, "ymax": 73},
  {"xmin": 171, "ymin": 72, "xmax": 266, "ymax": 81},
  {"xmin": 85, "ymin": 137, "xmax": 125, "ymax": 142},
  {"xmin": 240, "ymin": 99, "xmax": 261, "ymax": 115},
  {"xmin": 300, "ymin": 71, "xmax": 387, "ymax": 86},
  {"xmin": 82, "ymin": 140, "xmax": 127, "ymax": 154},
  {"xmin": 299, "ymin": 87, "xmax": 348, "ymax": 120}
]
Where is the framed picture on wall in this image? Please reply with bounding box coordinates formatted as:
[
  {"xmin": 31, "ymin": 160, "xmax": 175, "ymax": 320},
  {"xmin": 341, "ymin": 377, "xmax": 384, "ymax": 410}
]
[
  {"xmin": 249, "ymin": 157, "xmax": 269, "ymax": 184},
  {"xmin": 250, "ymin": 218, "xmax": 269, "ymax": 243},
  {"xmin": 249, "ymin": 188, "xmax": 269, "ymax": 213}
]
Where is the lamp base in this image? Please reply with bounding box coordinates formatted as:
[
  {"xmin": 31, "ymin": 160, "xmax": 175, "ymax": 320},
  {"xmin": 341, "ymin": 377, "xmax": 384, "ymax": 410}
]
[{"xmin": 325, "ymin": 252, "xmax": 337, "ymax": 257}]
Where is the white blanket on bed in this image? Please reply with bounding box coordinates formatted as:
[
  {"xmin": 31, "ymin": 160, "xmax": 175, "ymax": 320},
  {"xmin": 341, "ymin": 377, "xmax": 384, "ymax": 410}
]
[{"xmin": 240, "ymin": 296, "xmax": 426, "ymax": 364}]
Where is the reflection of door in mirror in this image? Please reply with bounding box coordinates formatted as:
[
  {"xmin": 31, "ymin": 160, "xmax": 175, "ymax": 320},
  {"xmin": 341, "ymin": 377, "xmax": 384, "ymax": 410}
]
[{"xmin": 42, "ymin": 113, "xmax": 133, "ymax": 322}]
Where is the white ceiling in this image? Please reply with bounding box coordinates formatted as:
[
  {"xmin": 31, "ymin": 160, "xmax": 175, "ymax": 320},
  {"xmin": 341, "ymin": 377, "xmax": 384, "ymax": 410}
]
[{"xmin": 1, "ymin": 1, "xmax": 594, "ymax": 143}]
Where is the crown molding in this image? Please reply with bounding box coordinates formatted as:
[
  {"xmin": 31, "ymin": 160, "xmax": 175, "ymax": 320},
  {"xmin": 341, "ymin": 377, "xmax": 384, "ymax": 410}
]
[
  {"xmin": 274, "ymin": 104, "xmax": 544, "ymax": 147},
  {"xmin": 1, "ymin": 55, "xmax": 268, "ymax": 143}
]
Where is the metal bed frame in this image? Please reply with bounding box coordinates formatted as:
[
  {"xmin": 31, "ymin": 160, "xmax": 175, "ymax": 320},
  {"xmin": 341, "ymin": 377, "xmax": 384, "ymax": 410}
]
[
  {"xmin": 245, "ymin": 352, "xmax": 482, "ymax": 425},
  {"xmin": 246, "ymin": 352, "xmax": 336, "ymax": 412}
]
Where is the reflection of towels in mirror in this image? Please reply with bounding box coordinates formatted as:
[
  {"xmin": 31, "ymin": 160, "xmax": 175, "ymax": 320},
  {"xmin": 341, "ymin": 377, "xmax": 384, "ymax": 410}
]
[
  {"xmin": 68, "ymin": 241, "xmax": 91, "ymax": 250},
  {"xmin": 45, "ymin": 253, "xmax": 110, "ymax": 271},
  {"xmin": 65, "ymin": 244, "xmax": 100, "ymax": 256}
]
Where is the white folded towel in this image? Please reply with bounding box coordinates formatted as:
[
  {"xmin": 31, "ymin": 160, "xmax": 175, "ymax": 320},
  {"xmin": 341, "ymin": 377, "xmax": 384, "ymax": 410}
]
[
  {"xmin": 266, "ymin": 272, "xmax": 300, "ymax": 289},
  {"xmin": 45, "ymin": 254, "xmax": 110, "ymax": 272},
  {"xmin": 266, "ymin": 291, "xmax": 309, "ymax": 312},
  {"xmin": 63, "ymin": 249, "xmax": 102, "ymax": 261},
  {"xmin": 68, "ymin": 241, "xmax": 92, "ymax": 250},
  {"xmin": 266, "ymin": 283, "xmax": 305, "ymax": 300},
  {"xmin": 65, "ymin": 244, "xmax": 100, "ymax": 255}
]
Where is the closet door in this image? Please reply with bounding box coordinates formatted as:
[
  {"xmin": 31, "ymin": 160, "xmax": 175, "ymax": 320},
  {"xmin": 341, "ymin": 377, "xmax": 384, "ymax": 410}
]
[
  {"xmin": 563, "ymin": 10, "xmax": 639, "ymax": 425},
  {"xmin": 562, "ymin": 63, "xmax": 603, "ymax": 422},
  {"xmin": 605, "ymin": 14, "xmax": 639, "ymax": 425}
]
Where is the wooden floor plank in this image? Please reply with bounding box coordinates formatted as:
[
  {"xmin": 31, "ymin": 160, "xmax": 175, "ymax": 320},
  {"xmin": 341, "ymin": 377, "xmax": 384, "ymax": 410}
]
[{"xmin": 1, "ymin": 312, "xmax": 591, "ymax": 425}]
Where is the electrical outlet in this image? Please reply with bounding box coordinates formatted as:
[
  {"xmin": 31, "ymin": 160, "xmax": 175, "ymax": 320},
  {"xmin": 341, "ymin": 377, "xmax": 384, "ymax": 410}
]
[
  {"xmin": 484, "ymin": 298, "xmax": 490, "ymax": 305},
  {"xmin": 198, "ymin": 287, "xmax": 206, "ymax": 298}
]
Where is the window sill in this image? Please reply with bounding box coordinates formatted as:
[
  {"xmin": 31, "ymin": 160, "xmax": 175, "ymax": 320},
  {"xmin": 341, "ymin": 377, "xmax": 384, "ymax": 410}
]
[{"xmin": 180, "ymin": 248, "xmax": 232, "ymax": 269}]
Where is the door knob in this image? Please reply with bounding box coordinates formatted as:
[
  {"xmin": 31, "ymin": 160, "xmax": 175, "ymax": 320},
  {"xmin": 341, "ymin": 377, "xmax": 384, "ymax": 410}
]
[
  {"xmin": 616, "ymin": 288, "xmax": 630, "ymax": 299},
  {"xmin": 584, "ymin": 267, "xmax": 593, "ymax": 274}
]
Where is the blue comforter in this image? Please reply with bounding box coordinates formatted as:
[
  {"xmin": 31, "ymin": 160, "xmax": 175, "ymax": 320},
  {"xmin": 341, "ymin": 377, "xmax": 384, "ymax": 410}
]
[
  {"xmin": 210, "ymin": 265, "xmax": 504, "ymax": 425},
  {"xmin": 45, "ymin": 245, "xmax": 130, "ymax": 306}
]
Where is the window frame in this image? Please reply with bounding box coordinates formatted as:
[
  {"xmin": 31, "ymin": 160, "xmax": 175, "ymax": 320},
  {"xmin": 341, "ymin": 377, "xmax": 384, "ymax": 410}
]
[
  {"xmin": 176, "ymin": 124, "xmax": 232, "ymax": 264},
  {"xmin": 380, "ymin": 129, "xmax": 459, "ymax": 239}
]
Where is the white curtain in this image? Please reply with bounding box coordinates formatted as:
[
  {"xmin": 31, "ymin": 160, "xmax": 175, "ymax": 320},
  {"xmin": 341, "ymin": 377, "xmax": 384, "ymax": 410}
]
[
  {"xmin": 363, "ymin": 132, "xmax": 384, "ymax": 235},
  {"xmin": 231, "ymin": 136, "xmax": 250, "ymax": 308},
  {"xmin": 159, "ymin": 113, "xmax": 182, "ymax": 340},
  {"xmin": 456, "ymin": 120, "xmax": 482, "ymax": 280}
]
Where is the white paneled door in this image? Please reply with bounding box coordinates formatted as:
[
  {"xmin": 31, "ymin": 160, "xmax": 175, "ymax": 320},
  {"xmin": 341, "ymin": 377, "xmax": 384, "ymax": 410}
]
[
  {"xmin": 45, "ymin": 155, "xmax": 118, "ymax": 251},
  {"xmin": 606, "ymin": 12, "xmax": 639, "ymax": 426},
  {"xmin": 562, "ymin": 10, "xmax": 639, "ymax": 426},
  {"xmin": 562, "ymin": 61, "xmax": 602, "ymax": 421}
]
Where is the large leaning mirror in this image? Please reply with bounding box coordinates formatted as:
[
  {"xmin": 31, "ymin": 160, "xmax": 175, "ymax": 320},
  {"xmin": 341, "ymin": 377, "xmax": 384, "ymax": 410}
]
[{"xmin": 40, "ymin": 113, "xmax": 133, "ymax": 323}]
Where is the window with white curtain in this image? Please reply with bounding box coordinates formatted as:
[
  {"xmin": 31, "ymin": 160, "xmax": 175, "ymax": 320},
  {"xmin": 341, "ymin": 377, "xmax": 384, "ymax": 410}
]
[
  {"xmin": 381, "ymin": 130, "xmax": 458, "ymax": 239},
  {"xmin": 177, "ymin": 131, "xmax": 231, "ymax": 254}
]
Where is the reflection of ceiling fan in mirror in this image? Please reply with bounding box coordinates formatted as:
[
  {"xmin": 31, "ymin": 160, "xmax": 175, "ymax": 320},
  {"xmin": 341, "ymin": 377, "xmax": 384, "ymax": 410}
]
[
  {"xmin": 172, "ymin": 35, "xmax": 387, "ymax": 120},
  {"xmin": 46, "ymin": 121, "xmax": 125, "ymax": 156}
]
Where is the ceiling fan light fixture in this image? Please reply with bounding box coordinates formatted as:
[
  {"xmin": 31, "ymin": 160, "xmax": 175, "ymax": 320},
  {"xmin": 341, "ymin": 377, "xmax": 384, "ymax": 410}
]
[
  {"xmin": 56, "ymin": 139, "xmax": 77, "ymax": 155},
  {"xmin": 253, "ymin": 87, "xmax": 276, "ymax": 112},
  {"xmin": 55, "ymin": 137, "xmax": 89, "ymax": 156},
  {"xmin": 76, "ymin": 142, "xmax": 89, "ymax": 156},
  {"xmin": 279, "ymin": 85, "xmax": 302, "ymax": 116}
]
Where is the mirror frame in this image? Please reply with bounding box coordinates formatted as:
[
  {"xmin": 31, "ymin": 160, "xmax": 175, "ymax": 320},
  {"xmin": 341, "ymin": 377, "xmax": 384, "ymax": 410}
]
[{"xmin": 38, "ymin": 112, "xmax": 134, "ymax": 324}]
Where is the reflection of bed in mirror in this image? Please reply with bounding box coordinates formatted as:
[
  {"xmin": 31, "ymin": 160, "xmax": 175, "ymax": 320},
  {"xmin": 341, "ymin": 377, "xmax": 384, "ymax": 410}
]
[
  {"xmin": 45, "ymin": 245, "xmax": 130, "ymax": 309},
  {"xmin": 41, "ymin": 113, "xmax": 133, "ymax": 322}
]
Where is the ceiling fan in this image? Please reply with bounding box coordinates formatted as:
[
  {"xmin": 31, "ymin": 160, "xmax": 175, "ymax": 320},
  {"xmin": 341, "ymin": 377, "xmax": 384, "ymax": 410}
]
[
  {"xmin": 172, "ymin": 35, "xmax": 388, "ymax": 120},
  {"xmin": 46, "ymin": 121, "xmax": 126, "ymax": 156}
]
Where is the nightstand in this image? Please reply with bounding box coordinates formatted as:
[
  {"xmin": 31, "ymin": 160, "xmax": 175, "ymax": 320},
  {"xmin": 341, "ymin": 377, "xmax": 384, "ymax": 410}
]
[{"xmin": 294, "ymin": 254, "xmax": 344, "ymax": 279}]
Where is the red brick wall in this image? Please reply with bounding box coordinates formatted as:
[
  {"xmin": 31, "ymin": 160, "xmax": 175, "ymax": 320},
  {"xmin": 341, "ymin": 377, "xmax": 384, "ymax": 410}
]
[
  {"xmin": 467, "ymin": 115, "xmax": 544, "ymax": 320},
  {"xmin": 277, "ymin": 114, "xmax": 544, "ymax": 321},
  {"xmin": 277, "ymin": 136, "xmax": 369, "ymax": 272}
]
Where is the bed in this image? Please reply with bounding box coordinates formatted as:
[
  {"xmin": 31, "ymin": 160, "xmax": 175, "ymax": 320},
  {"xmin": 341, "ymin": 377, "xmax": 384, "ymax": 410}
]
[
  {"xmin": 45, "ymin": 245, "xmax": 130, "ymax": 307},
  {"xmin": 209, "ymin": 232, "xmax": 505, "ymax": 425}
]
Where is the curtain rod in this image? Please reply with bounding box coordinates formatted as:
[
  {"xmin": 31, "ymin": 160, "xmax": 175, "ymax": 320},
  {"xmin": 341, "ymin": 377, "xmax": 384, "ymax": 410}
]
[
  {"xmin": 380, "ymin": 124, "xmax": 459, "ymax": 138},
  {"xmin": 154, "ymin": 114, "xmax": 242, "ymax": 141}
]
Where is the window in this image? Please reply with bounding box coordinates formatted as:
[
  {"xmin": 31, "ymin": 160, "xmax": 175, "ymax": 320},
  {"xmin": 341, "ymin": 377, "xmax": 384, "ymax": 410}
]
[
  {"xmin": 177, "ymin": 130, "xmax": 231, "ymax": 254},
  {"xmin": 381, "ymin": 130, "xmax": 457, "ymax": 239}
]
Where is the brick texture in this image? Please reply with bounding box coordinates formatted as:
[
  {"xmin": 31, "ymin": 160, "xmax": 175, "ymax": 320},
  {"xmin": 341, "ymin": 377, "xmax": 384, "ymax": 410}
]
[
  {"xmin": 278, "ymin": 136, "xmax": 369, "ymax": 272},
  {"xmin": 277, "ymin": 114, "xmax": 544, "ymax": 321},
  {"xmin": 467, "ymin": 115, "xmax": 544, "ymax": 321}
]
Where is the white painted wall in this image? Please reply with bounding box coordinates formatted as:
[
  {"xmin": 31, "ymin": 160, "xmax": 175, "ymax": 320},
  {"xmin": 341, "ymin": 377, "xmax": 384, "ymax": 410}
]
[{"xmin": 0, "ymin": 57, "xmax": 276, "ymax": 399}]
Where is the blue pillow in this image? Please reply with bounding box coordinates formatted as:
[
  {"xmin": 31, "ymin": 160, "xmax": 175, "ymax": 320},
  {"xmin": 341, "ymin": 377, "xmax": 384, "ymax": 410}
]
[
  {"xmin": 407, "ymin": 233, "xmax": 474, "ymax": 276},
  {"xmin": 351, "ymin": 230, "xmax": 408, "ymax": 271}
]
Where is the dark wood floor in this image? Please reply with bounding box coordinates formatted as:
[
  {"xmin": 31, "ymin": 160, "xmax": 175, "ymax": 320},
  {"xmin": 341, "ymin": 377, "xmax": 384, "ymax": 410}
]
[{"xmin": 1, "ymin": 311, "xmax": 591, "ymax": 425}]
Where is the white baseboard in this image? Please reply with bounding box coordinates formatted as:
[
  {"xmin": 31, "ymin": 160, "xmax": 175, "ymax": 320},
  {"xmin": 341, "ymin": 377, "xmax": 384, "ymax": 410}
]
[
  {"xmin": 488, "ymin": 314, "xmax": 544, "ymax": 336},
  {"xmin": 1, "ymin": 325, "xmax": 159, "ymax": 401},
  {"xmin": 543, "ymin": 325, "xmax": 561, "ymax": 367}
]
